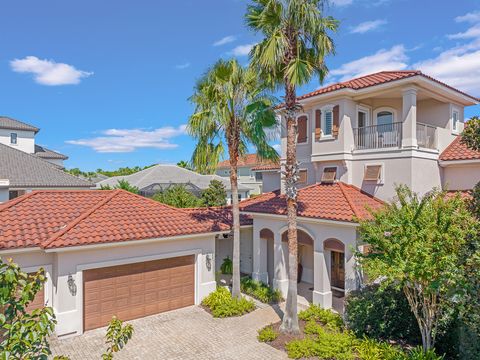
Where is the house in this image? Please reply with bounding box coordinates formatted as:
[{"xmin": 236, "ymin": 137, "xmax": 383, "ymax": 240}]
[
  {"xmin": 97, "ymin": 164, "xmax": 252, "ymax": 204},
  {"xmin": 239, "ymin": 70, "xmax": 479, "ymax": 309},
  {"xmin": 0, "ymin": 116, "xmax": 69, "ymax": 168},
  {"xmin": 215, "ymin": 154, "xmax": 279, "ymax": 195},
  {"xmin": 0, "ymin": 189, "xmax": 231, "ymax": 337},
  {"xmin": 0, "ymin": 143, "xmax": 92, "ymax": 202}
]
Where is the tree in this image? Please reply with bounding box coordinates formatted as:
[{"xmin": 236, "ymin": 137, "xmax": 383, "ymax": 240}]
[
  {"xmin": 246, "ymin": 0, "xmax": 338, "ymax": 333},
  {"xmin": 152, "ymin": 185, "xmax": 203, "ymax": 208},
  {"xmin": 188, "ymin": 58, "xmax": 278, "ymax": 299},
  {"xmin": 0, "ymin": 258, "xmax": 133, "ymax": 359},
  {"xmin": 461, "ymin": 116, "xmax": 480, "ymax": 151},
  {"xmin": 101, "ymin": 179, "xmax": 140, "ymax": 194},
  {"xmin": 357, "ymin": 186, "xmax": 477, "ymax": 351},
  {"xmin": 177, "ymin": 160, "xmax": 192, "ymax": 170},
  {"xmin": 201, "ymin": 180, "xmax": 227, "ymax": 207}
]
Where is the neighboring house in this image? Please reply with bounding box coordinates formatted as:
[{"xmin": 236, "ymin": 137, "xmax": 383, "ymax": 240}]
[
  {"xmin": 97, "ymin": 164, "xmax": 251, "ymax": 204},
  {"xmin": 0, "ymin": 143, "xmax": 92, "ymax": 202},
  {"xmin": 216, "ymin": 154, "xmax": 279, "ymax": 195},
  {"xmin": 0, "ymin": 116, "xmax": 69, "ymax": 167},
  {"xmin": 0, "ymin": 189, "xmax": 230, "ymax": 337}
]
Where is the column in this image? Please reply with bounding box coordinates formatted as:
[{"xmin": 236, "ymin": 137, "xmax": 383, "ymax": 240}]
[
  {"xmin": 252, "ymin": 227, "xmax": 268, "ymax": 284},
  {"xmin": 401, "ymin": 87, "xmax": 418, "ymax": 149},
  {"xmin": 312, "ymin": 248, "xmax": 332, "ymax": 309},
  {"xmin": 273, "ymin": 231, "xmax": 288, "ymax": 298}
]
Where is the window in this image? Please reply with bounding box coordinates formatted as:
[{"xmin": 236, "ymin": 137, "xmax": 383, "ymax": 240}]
[
  {"xmin": 364, "ymin": 165, "xmax": 382, "ymax": 182},
  {"xmin": 297, "ymin": 116, "xmax": 308, "ymax": 143},
  {"xmin": 452, "ymin": 110, "xmax": 459, "ymax": 132},
  {"xmin": 376, "ymin": 111, "xmax": 393, "ymax": 127},
  {"xmin": 10, "ymin": 133, "xmax": 17, "ymax": 145},
  {"xmin": 298, "ymin": 169, "xmax": 308, "ymax": 184},
  {"xmin": 357, "ymin": 106, "xmax": 370, "ymax": 128},
  {"xmin": 323, "ymin": 109, "xmax": 333, "ymax": 136},
  {"xmin": 255, "ymin": 172, "xmax": 263, "ymax": 182},
  {"xmin": 321, "ymin": 167, "xmax": 337, "ymax": 183}
]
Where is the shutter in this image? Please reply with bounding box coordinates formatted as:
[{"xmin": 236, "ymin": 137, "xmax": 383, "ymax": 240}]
[
  {"xmin": 297, "ymin": 116, "xmax": 307, "ymax": 143},
  {"xmin": 298, "ymin": 169, "xmax": 308, "ymax": 183},
  {"xmin": 321, "ymin": 167, "xmax": 337, "ymax": 183},
  {"xmin": 315, "ymin": 110, "xmax": 322, "ymax": 141},
  {"xmin": 332, "ymin": 105, "xmax": 340, "ymax": 137},
  {"xmin": 364, "ymin": 165, "xmax": 381, "ymax": 181}
]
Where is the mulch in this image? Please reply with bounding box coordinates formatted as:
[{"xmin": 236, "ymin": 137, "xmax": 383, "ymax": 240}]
[{"xmin": 265, "ymin": 320, "xmax": 308, "ymax": 352}]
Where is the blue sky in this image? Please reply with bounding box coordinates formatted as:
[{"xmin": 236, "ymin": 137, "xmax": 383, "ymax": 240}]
[{"xmin": 1, "ymin": 0, "xmax": 479, "ymax": 171}]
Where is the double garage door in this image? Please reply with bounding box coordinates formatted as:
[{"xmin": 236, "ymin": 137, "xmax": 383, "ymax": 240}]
[{"xmin": 83, "ymin": 255, "xmax": 195, "ymax": 331}]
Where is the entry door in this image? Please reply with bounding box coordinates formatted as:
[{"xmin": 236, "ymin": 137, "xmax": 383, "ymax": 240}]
[{"xmin": 330, "ymin": 251, "xmax": 345, "ymax": 289}]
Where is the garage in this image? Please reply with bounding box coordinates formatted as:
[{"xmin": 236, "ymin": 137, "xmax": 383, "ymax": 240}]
[
  {"xmin": 83, "ymin": 255, "xmax": 195, "ymax": 331},
  {"xmin": 26, "ymin": 273, "xmax": 45, "ymax": 312}
]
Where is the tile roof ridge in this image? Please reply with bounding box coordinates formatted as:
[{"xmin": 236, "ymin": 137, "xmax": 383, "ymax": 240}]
[
  {"xmin": 340, "ymin": 182, "xmax": 385, "ymax": 205},
  {"xmin": 41, "ymin": 190, "xmax": 120, "ymax": 249},
  {"xmin": 0, "ymin": 191, "xmax": 40, "ymax": 212},
  {"xmin": 337, "ymin": 182, "xmax": 362, "ymax": 218},
  {"xmin": 439, "ymin": 135, "xmax": 461, "ymax": 160}
]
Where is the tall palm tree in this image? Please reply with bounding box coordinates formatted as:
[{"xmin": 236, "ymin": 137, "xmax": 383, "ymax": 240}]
[
  {"xmin": 246, "ymin": 0, "xmax": 338, "ymax": 333},
  {"xmin": 188, "ymin": 58, "xmax": 279, "ymax": 298}
]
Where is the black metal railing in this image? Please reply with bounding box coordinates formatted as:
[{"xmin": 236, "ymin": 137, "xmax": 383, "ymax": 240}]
[{"xmin": 354, "ymin": 122, "xmax": 403, "ymax": 150}]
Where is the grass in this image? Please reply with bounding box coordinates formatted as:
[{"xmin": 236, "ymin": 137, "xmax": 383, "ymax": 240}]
[
  {"xmin": 202, "ymin": 286, "xmax": 255, "ymax": 318},
  {"xmin": 240, "ymin": 276, "xmax": 283, "ymax": 304}
]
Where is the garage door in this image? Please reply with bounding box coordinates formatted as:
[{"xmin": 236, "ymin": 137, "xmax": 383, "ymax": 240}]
[
  {"xmin": 26, "ymin": 273, "xmax": 45, "ymax": 312},
  {"xmin": 83, "ymin": 255, "xmax": 195, "ymax": 331}
]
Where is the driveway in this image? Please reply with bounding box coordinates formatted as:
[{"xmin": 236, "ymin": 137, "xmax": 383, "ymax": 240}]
[{"xmin": 50, "ymin": 305, "xmax": 288, "ymax": 359}]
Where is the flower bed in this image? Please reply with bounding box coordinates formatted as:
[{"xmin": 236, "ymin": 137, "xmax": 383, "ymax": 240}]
[
  {"xmin": 240, "ymin": 276, "xmax": 283, "ymax": 304},
  {"xmin": 202, "ymin": 286, "xmax": 255, "ymax": 318}
]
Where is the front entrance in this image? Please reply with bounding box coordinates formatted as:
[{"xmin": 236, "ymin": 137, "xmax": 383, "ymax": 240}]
[{"xmin": 330, "ymin": 251, "xmax": 345, "ymax": 290}]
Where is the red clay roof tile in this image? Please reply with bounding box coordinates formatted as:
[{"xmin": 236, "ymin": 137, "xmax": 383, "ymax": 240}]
[{"xmin": 439, "ymin": 136, "xmax": 480, "ymax": 161}]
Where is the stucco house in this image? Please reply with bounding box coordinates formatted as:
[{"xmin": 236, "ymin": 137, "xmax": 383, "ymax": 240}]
[
  {"xmin": 97, "ymin": 164, "xmax": 251, "ymax": 204},
  {"xmin": 215, "ymin": 154, "xmax": 279, "ymax": 195},
  {"xmin": 0, "ymin": 116, "xmax": 69, "ymax": 168},
  {"xmin": 1, "ymin": 189, "xmax": 230, "ymax": 337}
]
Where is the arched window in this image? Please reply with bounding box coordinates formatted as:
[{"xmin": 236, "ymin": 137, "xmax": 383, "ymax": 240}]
[{"xmin": 376, "ymin": 111, "xmax": 393, "ymax": 126}]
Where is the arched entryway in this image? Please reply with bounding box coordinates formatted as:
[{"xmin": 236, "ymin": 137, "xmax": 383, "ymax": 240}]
[
  {"xmin": 281, "ymin": 229, "xmax": 314, "ymax": 284},
  {"xmin": 260, "ymin": 229, "xmax": 274, "ymax": 286},
  {"xmin": 324, "ymin": 238, "xmax": 345, "ymax": 292}
]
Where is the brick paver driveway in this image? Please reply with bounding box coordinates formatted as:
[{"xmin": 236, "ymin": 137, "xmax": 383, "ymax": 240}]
[{"xmin": 50, "ymin": 305, "xmax": 288, "ymax": 359}]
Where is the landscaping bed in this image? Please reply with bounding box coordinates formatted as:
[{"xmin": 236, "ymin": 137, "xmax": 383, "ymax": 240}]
[
  {"xmin": 240, "ymin": 276, "xmax": 283, "ymax": 304},
  {"xmin": 202, "ymin": 286, "xmax": 255, "ymax": 318}
]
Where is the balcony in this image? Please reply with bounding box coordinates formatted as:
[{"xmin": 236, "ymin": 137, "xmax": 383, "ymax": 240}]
[
  {"xmin": 353, "ymin": 122, "xmax": 403, "ymax": 150},
  {"xmin": 416, "ymin": 122, "xmax": 437, "ymax": 149}
]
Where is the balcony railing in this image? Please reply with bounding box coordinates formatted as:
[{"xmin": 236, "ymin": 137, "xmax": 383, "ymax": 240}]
[
  {"xmin": 354, "ymin": 122, "xmax": 403, "ymax": 150},
  {"xmin": 416, "ymin": 122, "xmax": 437, "ymax": 149}
]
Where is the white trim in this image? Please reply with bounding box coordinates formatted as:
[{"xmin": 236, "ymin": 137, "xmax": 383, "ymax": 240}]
[
  {"xmin": 363, "ymin": 162, "xmax": 385, "ymax": 184},
  {"xmin": 45, "ymin": 231, "xmax": 226, "ymax": 253},
  {"xmin": 356, "ymin": 104, "xmax": 371, "ymax": 128},
  {"xmin": 451, "ymin": 105, "xmax": 460, "ymax": 134},
  {"xmin": 439, "ymin": 159, "xmax": 480, "ymax": 167},
  {"xmin": 320, "ymin": 104, "xmax": 335, "ymax": 137},
  {"xmin": 241, "ymin": 211, "xmax": 359, "ymax": 227},
  {"xmin": 278, "ymin": 224, "xmax": 316, "ymax": 241},
  {"xmin": 22, "ymin": 264, "xmax": 53, "ymax": 309},
  {"xmin": 0, "ymin": 247, "xmax": 42, "ymax": 255}
]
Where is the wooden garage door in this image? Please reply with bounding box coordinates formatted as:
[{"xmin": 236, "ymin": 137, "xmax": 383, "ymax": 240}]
[
  {"xmin": 26, "ymin": 273, "xmax": 45, "ymax": 312},
  {"xmin": 83, "ymin": 255, "xmax": 195, "ymax": 331}
]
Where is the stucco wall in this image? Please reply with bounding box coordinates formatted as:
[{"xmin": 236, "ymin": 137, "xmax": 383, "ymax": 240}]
[
  {"xmin": 442, "ymin": 164, "xmax": 480, "ymax": 190},
  {"xmin": 0, "ymin": 129, "xmax": 35, "ymax": 153},
  {"xmin": 262, "ymin": 172, "xmax": 281, "ymax": 193}
]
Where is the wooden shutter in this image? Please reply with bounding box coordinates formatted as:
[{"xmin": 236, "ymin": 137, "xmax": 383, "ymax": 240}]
[
  {"xmin": 332, "ymin": 105, "xmax": 340, "ymax": 137},
  {"xmin": 298, "ymin": 169, "xmax": 308, "ymax": 184},
  {"xmin": 315, "ymin": 110, "xmax": 322, "ymax": 141},
  {"xmin": 321, "ymin": 167, "xmax": 337, "ymax": 183},
  {"xmin": 364, "ymin": 165, "xmax": 381, "ymax": 181},
  {"xmin": 297, "ymin": 116, "xmax": 307, "ymax": 143}
]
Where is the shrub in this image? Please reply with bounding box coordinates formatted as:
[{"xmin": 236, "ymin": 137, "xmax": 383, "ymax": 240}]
[
  {"xmin": 356, "ymin": 337, "xmax": 407, "ymax": 360},
  {"xmin": 298, "ymin": 304, "xmax": 343, "ymax": 331},
  {"xmin": 407, "ymin": 347, "xmax": 444, "ymax": 360},
  {"xmin": 220, "ymin": 257, "xmax": 233, "ymax": 275},
  {"xmin": 345, "ymin": 283, "xmax": 420, "ymax": 344},
  {"xmin": 240, "ymin": 277, "xmax": 283, "ymax": 304},
  {"xmin": 257, "ymin": 325, "xmax": 278, "ymax": 342},
  {"xmin": 202, "ymin": 287, "xmax": 255, "ymax": 318}
]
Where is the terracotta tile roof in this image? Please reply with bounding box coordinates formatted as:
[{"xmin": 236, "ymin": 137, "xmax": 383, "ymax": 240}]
[
  {"xmin": 251, "ymin": 164, "xmax": 281, "ymax": 171},
  {"xmin": 0, "ymin": 190, "xmax": 230, "ymax": 250},
  {"xmin": 240, "ymin": 182, "xmax": 384, "ymax": 222},
  {"xmin": 217, "ymin": 154, "xmax": 278, "ymax": 169},
  {"xmin": 439, "ymin": 136, "xmax": 480, "ymax": 161},
  {"xmin": 444, "ymin": 190, "xmax": 472, "ymax": 200},
  {"xmin": 184, "ymin": 207, "xmax": 253, "ymax": 227},
  {"xmin": 277, "ymin": 71, "xmax": 479, "ymax": 105}
]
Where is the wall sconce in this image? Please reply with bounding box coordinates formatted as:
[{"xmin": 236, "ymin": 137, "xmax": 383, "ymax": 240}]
[
  {"xmin": 206, "ymin": 254, "xmax": 212, "ymax": 271},
  {"xmin": 67, "ymin": 275, "xmax": 77, "ymax": 296}
]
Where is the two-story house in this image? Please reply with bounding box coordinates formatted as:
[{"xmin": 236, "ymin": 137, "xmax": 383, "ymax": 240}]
[{"xmin": 228, "ymin": 71, "xmax": 479, "ymax": 311}]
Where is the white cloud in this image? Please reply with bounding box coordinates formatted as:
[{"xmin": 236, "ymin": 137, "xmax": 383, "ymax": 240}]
[
  {"xmin": 330, "ymin": 0, "xmax": 353, "ymax": 6},
  {"xmin": 350, "ymin": 19, "xmax": 387, "ymax": 34},
  {"xmin": 455, "ymin": 10, "xmax": 480, "ymax": 23},
  {"xmin": 329, "ymin": 45, "xmax": 408, "ymax": 81},
  {"xmin": 230, "ymin": 43, "xmax": 255, "ymax": 57},
  {"xmin": 175, "ymin": 62, "xmax": 191, "ymax": 70},
  {"xmin": 10, "ymin": 56, "xmax": 92, "ymax": 85},
  {"xmin": 213, "ymin": 35, "xmax": 236, "ymax": 46},
  {"xmin": 66, "ymin": 125, "xmax": 187, "ymax": 153},
  {"xmin": 448, "ymin": 24, "xmax": 480, "ymax": 40}
]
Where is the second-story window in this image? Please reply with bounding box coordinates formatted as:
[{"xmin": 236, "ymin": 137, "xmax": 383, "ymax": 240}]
[
  {"xmin": 323, "ymin": 109, "xmax": 333, "ymax": 136},
  {"xmin": 452, "ymin": 110, "xmax": 459, "ymax": 132},
  {"xmin": 297, "ymin": 115, "xmax": 308, "ymax": 143},
  {"xmin": 10, "ymin": 133, "xmax": 17, "ymax": 145}
]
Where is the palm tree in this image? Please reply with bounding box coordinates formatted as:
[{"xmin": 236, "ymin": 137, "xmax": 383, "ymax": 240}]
[
  {"xmin": 188, "ymin": 58, "xmax": 279, "ymax": 298},
  {"xmin": 246, "ymin": 0, "xmax": 338, "ymax": 333}
]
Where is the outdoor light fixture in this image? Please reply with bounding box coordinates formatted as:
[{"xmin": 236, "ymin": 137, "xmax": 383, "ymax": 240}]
[
  {"xmin": 206, "ymin": 254, "xmax": 212, "ymax": 271},
  {"xmin": 67, "ymin": 275, "xmax": 77, "ymax": 296}
]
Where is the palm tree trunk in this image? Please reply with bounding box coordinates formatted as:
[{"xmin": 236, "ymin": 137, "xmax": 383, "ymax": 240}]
[
  {"xmin": 280, "ymin": 80, "xmax": 300, "ymax": 334},
  {"xmin": 230, "ymin": 154, "xmax": 241, "ymax": 299}
]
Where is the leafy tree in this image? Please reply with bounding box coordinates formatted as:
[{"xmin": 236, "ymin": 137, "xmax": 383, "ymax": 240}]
[
  {"xmin": 188, "ymin": 58, "xmax": 278, "ymax": 299},
  {"xmin": 357, "ymin": 186, "xmax": 476, "ymax": 351},
  {"xmin": 246, "ymin": 0, "xmax": 338, "ymax": 333},
  {"xmin": 152, "ymin": 185, "xmax": 203, "ymax": 208},
  {"xmin": 100, "ymin": 180, "xmax": 139, "ymax": 194},
  {"xmin": 0, "ymin": 258, "xmax": 134, "ymax": 360},
  {"xmin": 201, "ymin": 180, "xmax": 227, "ymax": 207},
  {"xmin": 176, "ymin": 160, "xmax": 193, "ymax": 170},
  {"xmin": 461, "ymin": 116, "xmax": 480, "ymax": 151}
]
